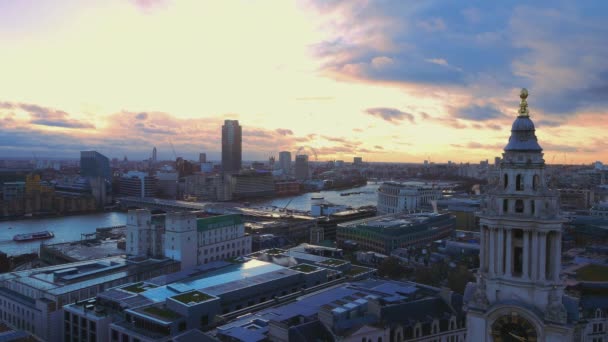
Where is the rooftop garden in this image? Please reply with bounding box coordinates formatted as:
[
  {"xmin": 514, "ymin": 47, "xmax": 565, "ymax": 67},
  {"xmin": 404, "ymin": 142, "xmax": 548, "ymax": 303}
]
[
  {"xmin": 172, "ymin": 291, "xmax": 213, "ymax": 304},
  {"xmin": 122, "ymin": 282, "xmax": 158, "ymax": 293},
  {"xmin": 142, "ymin": 306, "xmax": 180, "ymax": 320},
  {"xmin": 344, "ymin": 265, "xmax": 372, "ymax": 277},
  {"xmin": 290, "ymin": 264, "xmax": 318, "ymax": 273},
  {"xmin": 318, "ymin": 258, "xmax": 347, "ymax": 267},
  {"xmin": 576, "ymin": 264, "xmax": 608, "ymax": 282}
]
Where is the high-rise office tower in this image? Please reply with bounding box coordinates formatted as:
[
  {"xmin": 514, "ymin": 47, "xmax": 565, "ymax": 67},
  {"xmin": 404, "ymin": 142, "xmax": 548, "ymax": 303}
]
[
  {"xmin": 279, "ymin": 151, "xmax": 292, "ymax": 175},
  {"xmin": 353, "ymin": 157, "xmax": 362, "ymax": 165},
  {"xmin": 222, "ymin": 120, "xmax": 242, "ymax": 173},
  {"xmin": 80, "ymin": 151, "xmax": 111, "ymax": 179},
  {"xmin": 152, "ymin": 147, "xmax": 157, "ymax": 163},
  {"xmin": 199, "ymin": 153, "xmax": 207, "ymax": 163},
  {"xmin": 295, "ymin": 154, "xmax": 309, "ymax": 180}
]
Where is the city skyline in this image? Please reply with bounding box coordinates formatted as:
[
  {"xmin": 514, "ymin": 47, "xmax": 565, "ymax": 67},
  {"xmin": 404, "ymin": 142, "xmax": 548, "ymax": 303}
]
[{"xmin": 1, "ymin": 1, "xmax": 607, "ymax": 163}]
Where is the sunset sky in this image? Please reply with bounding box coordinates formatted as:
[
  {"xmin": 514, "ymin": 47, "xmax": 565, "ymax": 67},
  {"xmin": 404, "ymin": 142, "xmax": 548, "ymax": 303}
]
[{"xmin": 1, "ymin": 0, "xmax": 607, "ymax": 163}]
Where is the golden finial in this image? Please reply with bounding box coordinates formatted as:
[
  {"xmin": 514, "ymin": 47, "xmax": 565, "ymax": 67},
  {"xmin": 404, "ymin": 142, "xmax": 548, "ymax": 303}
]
[{"xmin": 518, "ymin": 88, "xmax": 529, "ymax": 117}]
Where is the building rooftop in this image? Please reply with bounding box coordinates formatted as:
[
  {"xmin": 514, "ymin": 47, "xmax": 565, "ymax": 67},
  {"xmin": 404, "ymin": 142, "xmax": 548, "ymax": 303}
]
[
  {"xmin": 0, "ymin": 256, "xmax": 173, "ymax": 296},
  {"xmin": 341, "ymin": 212, "xmax": 447, "ymax": 230}
]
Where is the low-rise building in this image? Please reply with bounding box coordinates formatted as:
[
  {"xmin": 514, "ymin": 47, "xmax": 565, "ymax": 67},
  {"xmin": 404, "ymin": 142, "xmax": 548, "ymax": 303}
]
[
  {"xmin": 64, "ymin": 259, "xmax": 334, "ymax": 342},
  {"xmin": 377, "ymin": 181, "xmax": 441, "ymax": 215},
  {"xmin": 0, "ymin": 256, "xmax": 179, "ymax": 341},
  {"xmin": 337, "ymin": 212, "xmax": 456, "ymax": 254},
  {"xmin": 214, "ymin": 279, "xmax": 466, "ymax": 342}
]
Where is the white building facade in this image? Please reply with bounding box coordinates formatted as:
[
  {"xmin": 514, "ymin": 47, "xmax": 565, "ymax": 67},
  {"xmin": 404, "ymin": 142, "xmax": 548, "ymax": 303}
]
[
  {"xmin": 127, "ymin": 210, "xmax": 252, "ymax": 269},
  {"xmin": 466, "ymin": 89, "xmax": 573, "ymax": 341},
  {"xmin": 377, "ymin": 181, "xmax": 441, "ymax": 215}
]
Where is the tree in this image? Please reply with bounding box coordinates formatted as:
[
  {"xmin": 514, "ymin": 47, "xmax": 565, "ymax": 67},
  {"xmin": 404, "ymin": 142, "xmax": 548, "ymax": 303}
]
[
  {"xmin": 447, "ymin": 265, "xmax": 475, "ymax": 294},
  {"xmin": 377, "ymin": 257, "xmax": 408, "ymax": 280}
]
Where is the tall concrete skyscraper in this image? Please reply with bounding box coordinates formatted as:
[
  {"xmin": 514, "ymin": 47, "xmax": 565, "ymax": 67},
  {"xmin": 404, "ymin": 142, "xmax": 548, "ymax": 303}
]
[
  {"xmin": 152, "ymin": 147, "xmax": 157, "ymax": 163},
  {"xmin": 199, "ymin": 153, "xmax": 207, "ymax": 163},
  {"xmin": 295, "ymin": 154, "xmax": 309, "ymax": 180},
  {"xmin": 279, "ymin": 151, "xmax": 291, "ymax": 175},
  {"xmin": 222, "ymin": 120, "xmax": 242, "ymax": 173}
]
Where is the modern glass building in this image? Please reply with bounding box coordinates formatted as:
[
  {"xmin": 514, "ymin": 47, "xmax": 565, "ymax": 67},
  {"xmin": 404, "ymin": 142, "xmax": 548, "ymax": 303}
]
[{"xmin": 80, "ymin": 151, "xmax": 111, "ymax": 180}]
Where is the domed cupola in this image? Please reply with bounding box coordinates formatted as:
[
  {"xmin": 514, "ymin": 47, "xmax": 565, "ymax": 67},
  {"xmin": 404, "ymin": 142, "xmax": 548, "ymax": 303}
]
[{"xmin": 504, "ymin": 88, "xmax": 543, "ymax": 152}]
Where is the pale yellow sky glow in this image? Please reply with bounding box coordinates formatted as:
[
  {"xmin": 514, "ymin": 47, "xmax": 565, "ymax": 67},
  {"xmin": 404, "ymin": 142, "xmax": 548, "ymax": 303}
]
[{"xmin": 0, "ymin": 0, "xmax": 606, "ymax": 163}]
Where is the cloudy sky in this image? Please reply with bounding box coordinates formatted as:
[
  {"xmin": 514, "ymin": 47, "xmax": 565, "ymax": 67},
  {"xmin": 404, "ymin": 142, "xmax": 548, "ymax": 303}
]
[{"xmin": 1, "ymin": 0, "xmax": 606, "ymax": 163}]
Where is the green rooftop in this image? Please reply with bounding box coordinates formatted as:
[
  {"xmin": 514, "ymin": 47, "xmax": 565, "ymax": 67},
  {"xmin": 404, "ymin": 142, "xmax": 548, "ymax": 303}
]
[
  {"xmin": 576, "ymin": 264, "xmax": 608, "ymax": 282},
  {"xmin": 290, "ymin": 264, "xmax": 318, "ymax": 273},
  {"xmin": 172, "ymin": 291, "xmax": 213, "ymax": 305},
  {"xmin": 266, "ymin": 248, "xmax": 285, "ymax": 255},
  {"xmin": 142, "ymin": 306, "xmax": 181, "ymax": 320},
  {"xmin": 197, "ymin": 214, "xmax": 243, "ymax": 232}
]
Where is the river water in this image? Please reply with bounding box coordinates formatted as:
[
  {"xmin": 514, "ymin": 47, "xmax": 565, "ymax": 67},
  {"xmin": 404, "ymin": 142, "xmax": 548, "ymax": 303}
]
[
  {"xmin": 0, "ymin": 212, "xmax": 126, "ymax": 256},
  {"xmin": 254, "ymin": 183, "xmax": 379, "ymax": 212},
  {"xmin": 0, "ymin": 183, "xmax": 380, "ymax": 256}
]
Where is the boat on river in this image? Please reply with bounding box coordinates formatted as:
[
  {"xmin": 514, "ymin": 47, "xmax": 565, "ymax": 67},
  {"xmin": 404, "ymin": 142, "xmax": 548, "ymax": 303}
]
[{"xmin": 13, "ymin": 231, "xmax": 54, "ymax": 242}]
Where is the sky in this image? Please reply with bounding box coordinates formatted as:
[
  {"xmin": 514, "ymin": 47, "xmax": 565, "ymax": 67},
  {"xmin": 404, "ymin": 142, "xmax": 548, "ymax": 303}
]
[{"xmin": 0, "ymin": 0, "xmax": 607, "ymax": 163}]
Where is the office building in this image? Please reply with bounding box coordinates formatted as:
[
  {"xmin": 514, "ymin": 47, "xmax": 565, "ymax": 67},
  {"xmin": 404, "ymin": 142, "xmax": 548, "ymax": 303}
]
[
  {"xmin": 199, "ymin": 153, "xmax": 207, "ymax": 163},
  {"xmin": 222, "ymin": 120, "xmax": 242, "ymax": 173},
  {"xmin": 215, "ymin": 279, "xmax": 466, "ymax": 342},
  {"xmin": 294, "ymin": 155, "xmax": 309, "ymax": 181},
  {"xmin": 337, "ymin": 212, "xmax": 455, "ymax": 254},
  {"xmin": 80, "ymin": 151, "xmax": 111, "ymax": 180},
  {"xmin": 118, "ymin": 171, "xmax": 157, "ymax": 198},
  {"xmin": 225, "ymin": 171, "xmax": 275, "ymax": 200},
  {"xmin": 377, "ymin": 181, "xmax": 442, "ymax": 215},
  {"xmin": 465, "ymin": 89, "xmax": 576, "ymax": 341},
  {"xmin": 156, "ymin": 171, "xmax": 179, "ymax": 199},
  {"xmin": 1, "ymin": 181, "xmax": 25, "ymax": 201},
  {"xmin": 278, "ymin": 151, "xmax": 291, "ymax": 175},
  {"xmin": 353, "ymin": 156, "xmax": 362, "ymax": 165},
  {"xmin": 152, "ymin": 147, "xmax": 157, "ymax": 163},
  {"xmin": 127, "ymin": 210, "xmax": 252, "ymax": 269},
  {"xmin": 63, "ymin": 258, "xmax": 332, "ymax": 342},
  {"xmin": 0, "ymin": 256, "xmax": 179, "ymax": 341}
]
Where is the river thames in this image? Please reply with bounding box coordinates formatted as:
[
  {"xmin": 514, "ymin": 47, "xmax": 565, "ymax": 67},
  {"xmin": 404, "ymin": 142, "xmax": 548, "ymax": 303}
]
[{"xmin": 0, "ymin": 183, "xmax": 380, "ymax": 256}]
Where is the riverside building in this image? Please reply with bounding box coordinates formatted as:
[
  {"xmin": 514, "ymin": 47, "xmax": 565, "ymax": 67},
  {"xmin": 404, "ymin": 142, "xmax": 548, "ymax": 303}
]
[{"xmin": 377, "ymin": 181, "xmax": 442, "ymax": 215}]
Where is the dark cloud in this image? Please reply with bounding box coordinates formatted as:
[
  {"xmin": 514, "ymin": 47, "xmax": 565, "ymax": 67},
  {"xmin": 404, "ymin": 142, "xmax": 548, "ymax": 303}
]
[
  {"xmin": 454, "ymin": 104, "xmax": 505, "ymax": 121},
  {"xmin": 364, "ymin": 107, "xmax": 415, "ymax": 124},
  {"xmin": 374, "ymin": 145, "xmax": 384, "ymax": 150},
  {"xmin": 275, "ymin": 128, "xmax": 294, "ymax": 136},
  {"xmin": 136, "ymin": 112, "xmax": 148, "ymax": 120},
  {"xmin": 309, "ymin": 1, "xmax": 608, "ymax": 115},
  {"xmin": 11, "ymin": 102, "xmax": 95, "ymax": 129}
]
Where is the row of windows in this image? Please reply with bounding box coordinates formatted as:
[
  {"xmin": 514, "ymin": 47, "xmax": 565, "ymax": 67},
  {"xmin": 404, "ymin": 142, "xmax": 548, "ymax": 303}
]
[{"xmin": 504, "ymin": 173, "xmax": 540, "ymax": 191}]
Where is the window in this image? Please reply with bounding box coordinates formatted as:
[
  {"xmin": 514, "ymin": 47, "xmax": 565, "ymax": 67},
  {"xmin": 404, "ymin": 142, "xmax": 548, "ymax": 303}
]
[
  {"xmin": 503, "ymin": 199, "xmax": 509, "ymax": 213},
  {"xmin": 504, "ymin": 174, "xmax": 508, "ymax": 189},
  {"xmin": 533, "ymin": 174, "xmax": 539, "ymax": 190},
  {"xmin": 531, "ymin": 200, "xmax": 535, "ymax": 215},
  {"xmin": 516, "ymin": 174, "xmax": 523, "ymax": 191},
  {"xmin": 515, "ymin": 200, "xmax": 524, "ymax": 213}
]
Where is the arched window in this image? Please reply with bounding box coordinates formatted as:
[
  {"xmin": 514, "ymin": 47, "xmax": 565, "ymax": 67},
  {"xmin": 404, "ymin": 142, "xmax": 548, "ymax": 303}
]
[
  {"xmin": 533, "ymin": 174, "xmax": 540, "ymax": 190},
  {"xmin": 378, "ymin": 338, "xmax": 383, "ymax": 342},
  {"xmin": 503, "ymin": 199, "xmax": 509, "ymax": 213},
  {"xmin": 531, "ymin": 200, "xmax": 535, "ymax": 215},
  {"xmin": 361, "ymin": 338, "xmax": 366, "ymax": 342},
  {"xmin": 516, "ymin": 174, "xmax": 524, "ymax": 191},
  {"xmin": 515, "ymin": 200, "xmax": 524, "ymax": 213},
  {"xmin": 596, "ymin": 309, "xmax": 604, "ymax": 319},
  {"xmin": 504, "ymin": 174, "xmax": 509, "ymax": 189}
]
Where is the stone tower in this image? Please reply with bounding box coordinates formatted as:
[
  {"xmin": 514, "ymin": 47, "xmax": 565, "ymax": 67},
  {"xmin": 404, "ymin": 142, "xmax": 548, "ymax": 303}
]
[{"xmin": 466, "ymin": 89, "xmax": 573, "ymax": 341}]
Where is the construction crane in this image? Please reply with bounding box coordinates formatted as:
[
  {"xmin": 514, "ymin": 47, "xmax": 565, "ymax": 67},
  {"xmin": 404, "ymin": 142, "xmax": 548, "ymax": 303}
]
[{"xmin": 169, "ymin": 140, "xmax": 178, "ymax": 159}]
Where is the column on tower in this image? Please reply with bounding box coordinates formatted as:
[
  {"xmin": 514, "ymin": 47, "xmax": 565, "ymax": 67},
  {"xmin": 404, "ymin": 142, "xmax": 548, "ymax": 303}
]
[
  {"xmin": 539, "ymin": 232, "xmax": 547, "ymax": 281},
  {"xmin": 531, "ymin": 231, "xmax": 539, "ymax": 280},
  {"xmin": 489, "ymin": 227, "xmax": 495, "ymax": 276},
  {"xmin": 523, "ymin": 229, "xmax": 530, "ymax": 279},
  {"xmin": 505, "ymin": 228, "xmax": 512, "ymax": 277},
  {"xmin": 497, "ymin": 228, "xmax": 504, "ymax": 275},
  {"xmin": 479, "ymin": 226, "xmax": 486, "ymax": 272},
  {"xmin": 553, "ymin": 232, "xmax": 561, "ymax": 282}
]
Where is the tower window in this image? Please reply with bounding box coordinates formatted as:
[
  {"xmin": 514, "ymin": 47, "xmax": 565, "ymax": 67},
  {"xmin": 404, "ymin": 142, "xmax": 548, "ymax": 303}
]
[
  {"xmin": 503, "ymin": 199, "xmax": 508, "ymax": 213},
  {"xmin": 515, "ymin": 200, "xmax": 524, "ymax": 213},
  {"xmin": 531, "ymin": 200, "xmax": 535, "ymax": 215},
  {"xmin": 533, "ymin": 174, "xmax": 540, "ymax": 190},
  {"xmin": 504, "ymin": 174, "xmax": 509, "ymax": 189},
  {"xmin": 516, "ymin": 174, "xmax": 524, "ymax": 191}
]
